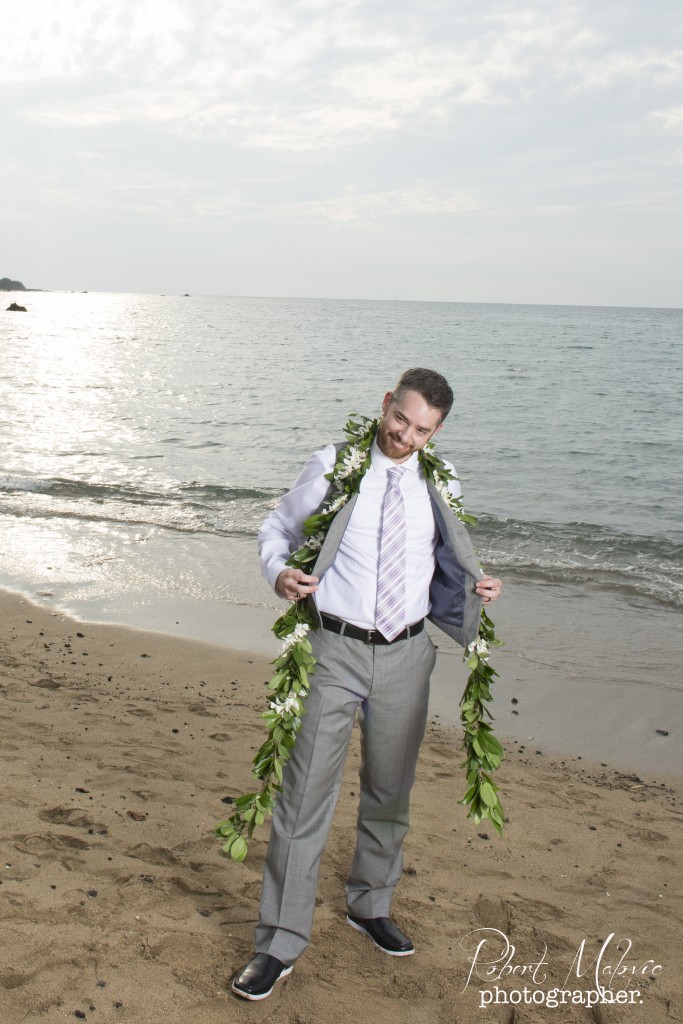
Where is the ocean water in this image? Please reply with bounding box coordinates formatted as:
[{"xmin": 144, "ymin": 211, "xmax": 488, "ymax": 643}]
[
  {"xmin": 3, "ymin": 290, "xmax": 681, "ymax": 771},
  {"xmin": 2, "ymin": 290, "xmax": 681, "ymax": 596}
]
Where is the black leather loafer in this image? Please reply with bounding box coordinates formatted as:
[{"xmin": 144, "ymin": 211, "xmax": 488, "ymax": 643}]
[
  {"xmin": 346, "ymin": 914, "xmax": 415, "ymax": 956},
  {"xmin": 231, "ymin": 953, "xmax": 293, "ymax": 1000}
]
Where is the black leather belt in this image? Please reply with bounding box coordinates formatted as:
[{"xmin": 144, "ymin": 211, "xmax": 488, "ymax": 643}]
[{"xmin": 320, "ymin": 613, "xmax": 425, "ymax": 645}]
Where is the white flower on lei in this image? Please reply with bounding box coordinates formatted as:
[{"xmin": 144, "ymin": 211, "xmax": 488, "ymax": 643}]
[
  {"xmin": 322, "ymin": 493, "xmax": 349, "ymax": 516},
  {"xmin": 336, "ymin": 446, "xmax": 366, "ymax": 480},
  {"xmin": 280, "ymin": 621, "xmax": 310, "ymax": 652},
  {"xmin": 269, "ymin": 691, "xmax": 304, "ymax": 716},
  {"xmin": 305, "ymin": 530, "xmax": 326, "ymax": 552},
  {"xmin": 432, "ymin": 475, "xmax": 464, "ymax": 514},
  {"xmin": 467, "ymin": 636, "xmax": 490, "ymax": 657},
  {"xmin": 433, "ymin": 477, "xmax": 450, "ymax": 500}
]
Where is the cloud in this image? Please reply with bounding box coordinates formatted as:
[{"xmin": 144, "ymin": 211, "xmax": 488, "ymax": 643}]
[
  {"xmin": 4, "ymin": 0, "xmax": 682, "ymax": 304},
  {"xmin": 13, "ymin": 1, "xmax": 683, "ymax": 154},
  {"xmin": 654, "ymin": 104, "xmax": 683, "ymax": 130},
  {"xmin": 262, "ymin": 185, "xmax": 485, "ymax": 225},
  {"xmin": 0, "ymin": 142, "xmax": 481, "ymax": 228},
  {"xmin": 1, "ymin": 0, "xmax": 194, "ymax": 84},
  {"xmin": 566, "ymin": 50, "xmax": 683, "ymax": 91}
]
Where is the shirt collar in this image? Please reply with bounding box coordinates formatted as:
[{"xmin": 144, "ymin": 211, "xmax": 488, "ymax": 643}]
[{"xmin": 370, "ymin": 437, "xmax": 420, "ymax": 473}]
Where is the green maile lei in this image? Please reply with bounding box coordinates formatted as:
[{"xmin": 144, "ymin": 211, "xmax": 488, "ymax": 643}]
[{"xmin": 215, "ymin": 414, "xmax": 504, "ymax": 862}]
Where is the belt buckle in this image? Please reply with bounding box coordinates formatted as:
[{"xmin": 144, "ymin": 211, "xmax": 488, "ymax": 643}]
[{"xmin": 365, "ymin": 629, "xmax": 376, "ymax": 644}]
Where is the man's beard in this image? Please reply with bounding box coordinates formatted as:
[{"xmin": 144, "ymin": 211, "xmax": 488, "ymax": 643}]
[{"xmin": 377, "ymin": 422, "xmax": 415, "ymax": 459}]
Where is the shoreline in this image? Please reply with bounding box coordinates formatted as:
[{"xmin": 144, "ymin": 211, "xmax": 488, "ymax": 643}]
[
  {"xmin": 2, "ymin": 576, "xmax": 680, "ymax": 782},
  {"xmin": 0, "ymin": 587, "xmax": 680, "ymax": 1023}
]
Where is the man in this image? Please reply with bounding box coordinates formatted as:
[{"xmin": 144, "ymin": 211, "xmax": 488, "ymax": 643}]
[{"xmin": 232, "ymin": 367, "xmax": 502, "ymax": 1000}]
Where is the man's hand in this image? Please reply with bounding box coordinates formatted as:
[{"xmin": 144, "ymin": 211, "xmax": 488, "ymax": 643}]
[
  {"xmin": 275, "ymin": 568, "xmax": 320, "ymax": 602},
  {"xmin": 476, "ymin": 575, "xmax": 502, "ymax": 605}
]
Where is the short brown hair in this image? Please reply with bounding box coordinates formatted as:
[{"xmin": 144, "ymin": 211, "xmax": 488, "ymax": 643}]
[{"xmin": 391, "ymin": 367, "xmax": 453, "ymax": 424}]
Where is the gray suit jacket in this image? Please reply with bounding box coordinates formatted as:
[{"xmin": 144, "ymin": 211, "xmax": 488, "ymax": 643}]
[{"xmin": 310, "ymin": 481, "xmax": 483, "ymax": 650}]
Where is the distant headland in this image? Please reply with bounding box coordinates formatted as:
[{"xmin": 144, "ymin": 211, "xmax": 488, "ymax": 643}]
[{"xmin": 1, "ymin": 277, "xmax": 46, "ymax": 294}]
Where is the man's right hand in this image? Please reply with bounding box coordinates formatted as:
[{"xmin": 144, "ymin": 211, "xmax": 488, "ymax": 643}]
[{"xmin": 275, "ymin": 568, "xmax": 320, "ymax": 602}]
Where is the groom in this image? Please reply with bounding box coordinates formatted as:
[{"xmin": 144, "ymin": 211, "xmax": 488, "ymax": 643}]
[{"xmin": 232, "ymin": 367, "xmax": 502, "ymax": 1000}]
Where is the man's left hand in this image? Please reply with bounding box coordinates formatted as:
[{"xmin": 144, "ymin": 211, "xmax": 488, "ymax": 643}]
[{"xmin": 476, "ymin": 575, "xmax": 502, "ymax": 605}]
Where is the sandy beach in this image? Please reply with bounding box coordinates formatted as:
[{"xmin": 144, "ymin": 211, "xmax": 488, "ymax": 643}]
[{"xmin": 1, "ymin": 588, "xmax": 681, "ymax": 1024}]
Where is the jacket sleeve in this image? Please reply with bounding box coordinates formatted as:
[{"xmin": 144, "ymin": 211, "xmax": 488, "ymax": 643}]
[{"xmin": 258, "ymin": 444, "xmax": 337, "ymax": 591}]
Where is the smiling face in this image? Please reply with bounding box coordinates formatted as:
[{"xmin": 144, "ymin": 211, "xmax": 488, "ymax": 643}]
[{"xmin": 377, "ymin": 388, "xmax": 444, "ymax": 462}]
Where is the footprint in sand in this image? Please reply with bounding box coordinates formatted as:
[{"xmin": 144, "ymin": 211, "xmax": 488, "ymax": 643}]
[
  {"xmin": 164, "ymin": 876, "xmax": 225, "ymax": 897},
  {"xmin": 38, "ymin": 807, "xmax": 104, "ymax": 830},
  {"xmin": 13, "ymin": 832, "xmax": 90, "ymax": 855},
  {"xmin": 125, "ymin": 843, "xmax": 180, "ymax": 867},
  {"xmin": 27, "ymin": 677, "xmax": 62, "ymax": 690},
  {"xmin": 0, "ymin": 967, "xmax": 39, "ymax": 991},
  {"xmin": 187, "ymin": 703, "xmax": 220, "ymax": 717},
  {"xmin": 625, "ymin": 827, "xmax": 668, "ymax": 843},
  {"xmin": 473, "ymin": 894, "xmax": 512, "ymax": 932}
]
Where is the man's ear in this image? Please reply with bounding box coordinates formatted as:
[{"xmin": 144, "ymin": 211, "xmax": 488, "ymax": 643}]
[
  {"xmin": 381, "ymin": 391, "xmax": 393, "ymax": 414},
  {"xmin": 433, "ymin": 422, "xmax": 444, "ymax": 436}
]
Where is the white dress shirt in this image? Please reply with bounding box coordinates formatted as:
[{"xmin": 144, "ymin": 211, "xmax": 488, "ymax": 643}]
[{"xmin": 258, "ymin": 439, "xmax": 462, "ymax": 630}]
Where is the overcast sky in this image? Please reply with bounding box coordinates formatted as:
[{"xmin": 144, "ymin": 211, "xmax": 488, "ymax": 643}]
[{"xmin": 3, "ymin": 0, "xmax": 682, "ymax": 306}]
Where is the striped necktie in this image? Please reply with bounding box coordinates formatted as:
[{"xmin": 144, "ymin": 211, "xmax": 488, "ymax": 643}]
[{"xmin": 376, "ymin": 466, "xmax": 407, "ymax": 641}]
